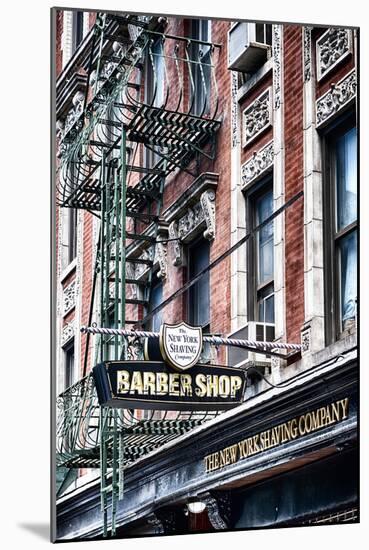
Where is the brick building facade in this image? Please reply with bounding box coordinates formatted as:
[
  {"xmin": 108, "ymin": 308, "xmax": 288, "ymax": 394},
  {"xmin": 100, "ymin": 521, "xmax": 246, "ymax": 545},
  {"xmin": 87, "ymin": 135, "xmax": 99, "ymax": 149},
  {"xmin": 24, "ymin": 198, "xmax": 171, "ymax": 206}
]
[{"xmin": 53, "ymin": 9, "xmax": 358, "ymax": 541}]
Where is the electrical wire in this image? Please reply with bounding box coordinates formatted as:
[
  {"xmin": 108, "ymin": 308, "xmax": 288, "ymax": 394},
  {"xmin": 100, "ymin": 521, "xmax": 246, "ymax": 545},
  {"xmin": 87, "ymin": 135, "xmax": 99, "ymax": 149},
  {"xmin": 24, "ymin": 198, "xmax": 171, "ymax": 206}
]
[{"xmin": 134, "ymin": 189, "xmax": 304, "ymax": 327}]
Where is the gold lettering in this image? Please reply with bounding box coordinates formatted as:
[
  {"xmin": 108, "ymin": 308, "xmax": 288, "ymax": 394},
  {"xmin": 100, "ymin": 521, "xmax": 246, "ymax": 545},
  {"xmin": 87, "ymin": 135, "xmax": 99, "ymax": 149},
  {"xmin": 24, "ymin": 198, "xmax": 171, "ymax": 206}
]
[
  {"xmin": 143, "ymin": 372, "xmax": 156, "ymax": 395},
  {"xmin": 169, "ymin": 373, "xmax": 180, "ymax": 396},
  {"xmin": 180, "ymin": 374, "xmax": 192, "ymax": 396},
  {"xmin": 290, "ymin": 418, "xmax": 298, "ymax": 438},
  {"xmin": 310, "ymin": 409, "xmax": 321, "ymax": 431},
  {"xmin": 253, "ymin": 434, "xmax": 260, "ymax": 453},
  {"xmin": 230, "ymin": 376, "xmax": 243, "ymax": 397},
  {"xmin": 298, "ymin": 415, "xmax": 305, "ymax": 435},
  {"xmin": 325, "ymin": 406, "xmax": 332, "ymax": 425},
  {"xmin": 218, "ymin": 375, "xmax": 230, "ymax": 397},
  {"xmin": 156, "ymin": 372, "xmax": 168, "ymax": 395},
  {"xmin": 117, "ymin": 370, "xmax": 130, "ymax": 394},
  {"xmin": 304, "ymin": 413, "xmax": 312, "ymax": 433},
  {"xmin": 339, "ymin": 398, "xmax": 349, "ymax": 420},
  {"xmin": 130, "ymin": 371, "xmax": 143, "ymax": 394},
  {"xmin": 229, "ymin": 444, "xmax": 238, "ymax": 463},
  {"xmin": 195, "ymin": 374, "xmax": 207, "ymax": 397},
  {"xmin": 331, "ymin": 401, "xmax": 340, "ymax": 423},
  {"xmin": 238, "ymin": 440, "xmax": 246, "ymax": 458},
  {"xmin": 207, "ymin": 375, "xmax": 219, "ymax": 397}
]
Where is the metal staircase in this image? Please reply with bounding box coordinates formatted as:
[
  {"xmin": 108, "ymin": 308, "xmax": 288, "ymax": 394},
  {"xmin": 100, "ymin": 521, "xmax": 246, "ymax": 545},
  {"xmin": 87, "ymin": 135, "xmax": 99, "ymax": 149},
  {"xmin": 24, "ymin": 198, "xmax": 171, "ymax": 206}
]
[{"xmin": 56, "ymin": 11, "xmax": 222, "ymax": 537}]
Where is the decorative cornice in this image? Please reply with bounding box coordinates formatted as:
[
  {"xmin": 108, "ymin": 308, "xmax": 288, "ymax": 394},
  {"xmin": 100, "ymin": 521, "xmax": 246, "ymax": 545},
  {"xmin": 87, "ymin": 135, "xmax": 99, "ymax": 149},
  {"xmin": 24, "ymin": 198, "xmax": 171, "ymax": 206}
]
[
  {"xmin": 316, "ymin": 28, "xmax": 352, "ymax": 81},
  {"xmin": 63, "ymin": 280, "xmax": 76, "ymax": 316},
  {"xmin": 301, "ymin": 324, "xmax": 311, "ymax": 355},
  {"xmin": 231, "ymin": 71, "xmax": 238, "ymax": 148},
  {"xmin": 316, "ymin": 69, "xmax": 356, "ymax": 128},
  {"xmin": 272, "ymin": 25, "xmax": 282, "ymax": 109},
  {"xmin": 242, "ymin": 87, "xmax": 272, "ymax": 147},
  {"xmin": 61, "ymin": 321, "xmax": 75, "ymax": 347},
  {"xmin": 163, "ymin": 173, "xmax": 219, "ymax": 267},
  {"xmin": 241, "ymin": 141, "xmax": 274, "ymax": 190},
  {"xmin": 303, "ymin": 26, "xmax": 313, "ymax": 82},
  {"xmin": 201, "ymin": 491, "xmax": 232, "ymax": 529},
  {"xmin": 163, "ymin": 172, "xmax": 219, "ymax": 222}
]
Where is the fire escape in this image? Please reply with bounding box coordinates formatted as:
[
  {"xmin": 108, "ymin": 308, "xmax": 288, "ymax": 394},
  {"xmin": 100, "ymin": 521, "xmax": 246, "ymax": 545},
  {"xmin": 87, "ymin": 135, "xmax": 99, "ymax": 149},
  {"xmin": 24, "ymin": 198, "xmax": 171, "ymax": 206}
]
[{"xmin": 56, "ymin": 13, "xmax": 222, "ymax": 536}]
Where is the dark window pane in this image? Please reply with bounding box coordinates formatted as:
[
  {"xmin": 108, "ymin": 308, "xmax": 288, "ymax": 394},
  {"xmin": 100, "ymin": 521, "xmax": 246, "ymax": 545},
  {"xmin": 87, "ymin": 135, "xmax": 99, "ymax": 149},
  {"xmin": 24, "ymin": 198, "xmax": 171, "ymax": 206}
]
[
  {"xmin": 255, "ymin": 24, "xmax": 264, "ymax": 43},
  {"xmin": 257, "ymin": 282, "xmax": 274, "ymax": 323},
  {"xmin": 336, "ymin": 127, "xmax": 357, "ymax": 231},
  {"xmin": 339, "ymin": 231, "xmax": 357, "ymax": 326},
  {"xmin": 149, "ymin": 280, "xmax": 163, "ymax": 332},
  {"xmin": 265, "ymin": 24, "xmax": 273, "ymax": 46},
  {"xmin": 68, "ymin": 208, "xmax": 77, "ymax": 263},
  {"xmin": 65, "ymin": 345, "xmax": 75, "ymax": 389},
  {"xmin": 189, "ymin": 239, "xmax": 210, "ymax": 327},
  {"xmin": 256, "ymin": 190, "xmax": 274, "ymax": 285},
  {"xmin": 189, "ymin": 19, "xmax": 211, "ymax": 116}
]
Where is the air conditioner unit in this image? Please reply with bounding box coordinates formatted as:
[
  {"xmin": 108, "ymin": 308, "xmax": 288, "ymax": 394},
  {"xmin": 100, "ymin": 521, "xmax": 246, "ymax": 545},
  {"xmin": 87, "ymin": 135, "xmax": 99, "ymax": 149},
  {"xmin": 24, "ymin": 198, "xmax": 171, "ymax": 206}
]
[
  {"xmin": 227, "ymin": 322, "xmax": 275, "ymax": 371},
  {"xmin": 228, "ymin": 22, "xmax": 270, "ymax": 73}
]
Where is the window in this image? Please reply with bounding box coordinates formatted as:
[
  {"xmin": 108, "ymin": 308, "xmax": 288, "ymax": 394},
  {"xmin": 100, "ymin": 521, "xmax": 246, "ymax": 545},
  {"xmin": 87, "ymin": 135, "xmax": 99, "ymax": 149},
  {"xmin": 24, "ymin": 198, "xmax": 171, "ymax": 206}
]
[
  {"xmin": 324, "ymin": 119, "xmax": 357, "ymax": 341},
  {"xmin": 247, "ymin": 182, "xmax": 275, "ymax": 323},
  {"xmin": 188, "ymin": 238, "xmax": 210, "ymax": 330},
  {"xmin": 64, "ymin": 342, "xmax": 75, "ymax": 390},
  {"xmin": 148, "ymin": 274, "xmax": 163, "ymax": 332},
  {"xmin": 72, "ymin": 11, "xmax": 84, "ymax": 53},
  {"xmin": 255, "ymin": 23, "xmax": 272, "ymax": 46},
  {"xmin": 189, "ymin": 19, "xmax": 211, "ymax": 116},
  {"xmin": 146, "ymin": 38, "xmax": 165, "ymax": 108},
  {"xmin": 144, "ymin": 39, "xmax": 165, "ymax": 168}
]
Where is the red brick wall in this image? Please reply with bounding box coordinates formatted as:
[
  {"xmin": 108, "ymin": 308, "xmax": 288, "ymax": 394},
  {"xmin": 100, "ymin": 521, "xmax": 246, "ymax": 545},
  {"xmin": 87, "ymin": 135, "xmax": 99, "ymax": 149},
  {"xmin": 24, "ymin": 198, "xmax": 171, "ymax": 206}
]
[
  {"xmin": 284, "ymin": 25, "xmax": 305, "ymax": 344},
  {"xmin": 80, "ymin": 213, "xmax": 94, "ymax": 376},
  {"xmin": 159, "ymin": 18, "xmax": 232, "ymax": 352},
  {"xmin": 55, "ymin": 10, "xmax": 63, "ymax": 77}
]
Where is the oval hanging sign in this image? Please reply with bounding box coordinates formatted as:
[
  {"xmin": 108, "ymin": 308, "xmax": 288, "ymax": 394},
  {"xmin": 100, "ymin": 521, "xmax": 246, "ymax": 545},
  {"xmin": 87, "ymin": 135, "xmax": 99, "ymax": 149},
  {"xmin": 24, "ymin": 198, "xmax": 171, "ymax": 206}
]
[{"xmin": 159, "ymin": 322, "xmax": 203, "ymax": 371}]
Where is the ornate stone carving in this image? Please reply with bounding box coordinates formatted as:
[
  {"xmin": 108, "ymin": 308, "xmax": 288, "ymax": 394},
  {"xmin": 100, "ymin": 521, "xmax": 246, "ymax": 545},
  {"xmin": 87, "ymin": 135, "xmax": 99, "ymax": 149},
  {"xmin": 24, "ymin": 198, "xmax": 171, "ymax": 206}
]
[
  {"xmin": 231, "ymin": 71, "xmax": 238, "ymax": 148},
  {"xmin": 301, "ymin": 324, "xmax": 311, "ymax": 354},
  {"xmin": 303, "ymin": 26, "xmax": 313, "ymax": 82},
  {"xmin": 168, "ymin": 221, "xmax": 183, "ymax": 267},
  {"xmin": 178, "ymin": 202, "xmax": 205, "ymax": 240},
  {"xmin": 241, "ymin": 141, "xmax": 274, "ymax": 190},
  {"xmin": 201, "ymin": 491, "xmax": 232, "ymax": 529},
  {"xmin": 156, "ymin": 241, "xmax": 167, "ymax": 279},
  {"xmin": 243, "ymin": 87, "xmax": 272, "ymax": 146},
  {"xmin": 61, "ymin": 321, "xmax": 75, "ymax": 346},
  {"xmin": 316, "ymin": 28, "xmax": 352, "ymax": 81},
  {"xmin": 168, "ymin": 193, "xmax": 216, "ymax": 266},
  {"xmin": 200, "ymin": 190, "xmax": 216, "ymax": 239},
  {"xmin": 63, "ymin": 280, "xmax": 76, "ymax": 315},
  {"xmin": 316, "ymin": 70, "xmax": 356, "ymax": 128},
  {"xmin": 272, "ymin": 25, "xmax": 282, "ymax": 109}
]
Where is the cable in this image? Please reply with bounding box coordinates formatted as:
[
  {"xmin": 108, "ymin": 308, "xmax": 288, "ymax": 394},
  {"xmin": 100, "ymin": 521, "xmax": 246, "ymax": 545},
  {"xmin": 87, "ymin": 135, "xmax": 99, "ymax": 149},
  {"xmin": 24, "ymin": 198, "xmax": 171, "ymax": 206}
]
[{"xmin": 134, "ymin": 190, "xmax": 304, "ymax": 327}]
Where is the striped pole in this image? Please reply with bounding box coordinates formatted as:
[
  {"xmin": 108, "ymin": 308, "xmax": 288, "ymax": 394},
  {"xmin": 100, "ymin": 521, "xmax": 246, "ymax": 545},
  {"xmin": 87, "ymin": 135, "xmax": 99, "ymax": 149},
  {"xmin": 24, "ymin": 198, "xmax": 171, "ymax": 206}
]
[{"xmin": 80, "ymin": 325, "xmax": 302, "ymax": 352}]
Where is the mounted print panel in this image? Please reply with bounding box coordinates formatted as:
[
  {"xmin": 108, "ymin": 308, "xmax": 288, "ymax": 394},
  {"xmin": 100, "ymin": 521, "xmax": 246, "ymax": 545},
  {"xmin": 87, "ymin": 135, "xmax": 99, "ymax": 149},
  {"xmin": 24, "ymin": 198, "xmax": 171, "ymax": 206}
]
[{"xmin": 52, "ymin": 7, "xmax": 359, "ymax": 543}]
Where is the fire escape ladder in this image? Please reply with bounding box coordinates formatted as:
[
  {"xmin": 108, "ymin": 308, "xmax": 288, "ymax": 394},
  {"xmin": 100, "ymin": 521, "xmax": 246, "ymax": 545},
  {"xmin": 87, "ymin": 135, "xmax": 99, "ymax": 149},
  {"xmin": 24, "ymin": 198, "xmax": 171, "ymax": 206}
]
[{"xmin": 56, "ymin": 12, "xmax": 223, "ymax": 537}]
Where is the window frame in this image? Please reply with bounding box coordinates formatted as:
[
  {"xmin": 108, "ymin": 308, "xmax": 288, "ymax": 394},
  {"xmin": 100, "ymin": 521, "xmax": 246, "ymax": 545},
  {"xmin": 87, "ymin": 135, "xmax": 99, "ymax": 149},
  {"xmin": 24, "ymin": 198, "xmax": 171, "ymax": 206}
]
[
  {"xmin": 245, "ymin": 176, "xmax": 275, "ymax": 323},
  {"xmin": 63, "ymin": 339, "xmax": 75, "ymax": 390},
  {"xmin": 187, "ymin": 236, "xmax": 211, "ymax": 331},
  {"xmin": 188, "ymin": 19, "xmax": 212, "ymax": 117},
  {"xmin": 322, "ymin": 112, "xmax": 357, "ymax": 344},
  {"xmin": 147, "ymin": 271, "xmax": 164, "ymax": 332}
]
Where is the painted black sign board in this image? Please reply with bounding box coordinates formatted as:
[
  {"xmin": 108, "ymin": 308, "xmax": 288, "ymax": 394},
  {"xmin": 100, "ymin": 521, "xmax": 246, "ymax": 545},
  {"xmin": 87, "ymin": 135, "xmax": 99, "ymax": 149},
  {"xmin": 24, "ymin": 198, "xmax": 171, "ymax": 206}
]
[{"xmin": 93, "ymin": 360, "xmax": 246, "ymax": 410}]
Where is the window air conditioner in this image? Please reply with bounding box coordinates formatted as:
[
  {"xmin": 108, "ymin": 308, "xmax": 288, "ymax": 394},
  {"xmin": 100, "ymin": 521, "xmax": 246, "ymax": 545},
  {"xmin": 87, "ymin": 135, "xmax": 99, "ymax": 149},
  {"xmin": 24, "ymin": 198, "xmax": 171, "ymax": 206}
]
[
  {"xmin": 227, "ymin": 322, "xmax": 275, "ymax": 371},
  {"xmin": 228, "ymin": 22, "xmax": 270, "ymax": 73}
]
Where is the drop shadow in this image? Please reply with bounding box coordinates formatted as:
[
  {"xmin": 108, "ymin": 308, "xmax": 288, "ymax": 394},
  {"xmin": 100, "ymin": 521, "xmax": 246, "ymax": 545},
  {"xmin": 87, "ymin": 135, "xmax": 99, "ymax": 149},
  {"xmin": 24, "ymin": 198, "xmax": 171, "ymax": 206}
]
[{"xmin": 17, "ymin": 523, "xmax": 49, "ymax": 541}]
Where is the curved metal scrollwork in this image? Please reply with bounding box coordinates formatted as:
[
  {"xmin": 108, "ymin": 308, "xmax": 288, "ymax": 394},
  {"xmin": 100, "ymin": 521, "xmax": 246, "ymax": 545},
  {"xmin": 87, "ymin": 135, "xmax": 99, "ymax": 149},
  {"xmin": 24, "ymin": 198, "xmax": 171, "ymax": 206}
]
[{"xmin": 56, "ymin": 13, "xmax": 221, "ymax": 210}]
